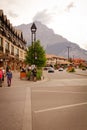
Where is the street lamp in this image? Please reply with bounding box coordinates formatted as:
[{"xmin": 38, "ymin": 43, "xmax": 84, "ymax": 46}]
[
  {"xmin": 31, "ymin": 22, "xmax": 37, "ymax": 45},
  {"xmin": 31, "ymin": 22, "xmax": 37, "ymax": 64}
]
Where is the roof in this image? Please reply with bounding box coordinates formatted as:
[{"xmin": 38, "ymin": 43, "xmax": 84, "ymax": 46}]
[{"xmin": 46, "ymin": 54, "xmax": 66, "ymax": 60}]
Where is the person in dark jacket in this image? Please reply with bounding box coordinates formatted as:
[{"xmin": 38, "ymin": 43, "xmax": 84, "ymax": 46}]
[
  {"xmin": 32, "ymin": 67, "xmax": 37, "ymax": 81},
  {"xmin": 6, "ymin": 69, "xmax": 12, "ymax": 86},
  {"xmin": 6, "ymin": 65, "xmax": 10, "ymax": 73}
]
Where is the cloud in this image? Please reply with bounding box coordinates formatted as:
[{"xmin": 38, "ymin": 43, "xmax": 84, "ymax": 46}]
[
  {"xmin": 8, "ymin": 10, "xmax": 19, "ymax": 18},
  {"xmin": 33, "ymin": 9, "xmax": 53, "ymax": 24},
  {"xmin": 65, "ymin": 2, "xmax": 75, "ymax": 12}
]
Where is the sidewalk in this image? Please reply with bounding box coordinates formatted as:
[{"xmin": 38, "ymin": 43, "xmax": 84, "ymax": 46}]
[
  {"xmin": 0, "ymin": 69, "xmax": 87, "ymax": 130},
  {"xmin": 2, "ymin": 71, "xmax": 42, "ymax": 87},
  {"xmin": 0, "ymin": 71, "xmax": 32, "ymax": 130},
  {"xmin": 74, "ymin": 69, "xmax": 87, "ymax": 76}
]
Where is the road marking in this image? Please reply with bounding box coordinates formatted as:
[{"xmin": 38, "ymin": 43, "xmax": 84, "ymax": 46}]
[
  {"xmin": 32, "ymin": 90, "xmax": 87, "ymax": 94},
  {"xmin": 22, "ymin": 87, "xmax": 32, "ymax": 130},
  {"xmin": 34, "ymin": 102, "xmax": 87, "ymax": 113}
]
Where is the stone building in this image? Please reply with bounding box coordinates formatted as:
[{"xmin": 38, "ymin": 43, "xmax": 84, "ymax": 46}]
[{"xmin": 0, "ymin": 10, "xmax": 27, "ymax": 70}]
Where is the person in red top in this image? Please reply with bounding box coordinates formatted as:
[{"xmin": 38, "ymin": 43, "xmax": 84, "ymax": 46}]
[{"xmin": 0, "ymin": 67, "xmax": 3, "ymax": 87}]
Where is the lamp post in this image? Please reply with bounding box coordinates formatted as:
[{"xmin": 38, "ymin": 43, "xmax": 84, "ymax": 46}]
[
  {"xmin": 31, "ymin": 22, "xmax": 37, "ymax": 45},
  {"xmin": 31, "ymin": 22, "xmax": 37, "ymax": 64}
]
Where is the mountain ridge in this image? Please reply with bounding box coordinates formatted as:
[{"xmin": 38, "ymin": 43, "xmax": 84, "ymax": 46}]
[{"xmin": 15, "ymin": 21, "xmax": 87, "ymax": 60}]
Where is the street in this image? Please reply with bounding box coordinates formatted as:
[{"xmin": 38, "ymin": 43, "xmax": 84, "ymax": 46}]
[
  {"xmin": 0, "ymin": 69, "xmax": 87, "ymax": 130},
  {"xmin": 31, "ymin": 69, "xmax": 87, "ymax": 130}
]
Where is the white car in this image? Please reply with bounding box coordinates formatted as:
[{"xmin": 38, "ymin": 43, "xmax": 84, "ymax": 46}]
[
  {"xmin": 48, "ymin": 67, "xmax": 55, "ymax": 73},
  {"xmin": 58, "ymin": 67, "xmax": 63, "ymax": 71}
]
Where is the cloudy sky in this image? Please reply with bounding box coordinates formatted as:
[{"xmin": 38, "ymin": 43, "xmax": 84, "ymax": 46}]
[{"xmin": 0, "ymin": 0, "xmax": 87, "ymax": 50}]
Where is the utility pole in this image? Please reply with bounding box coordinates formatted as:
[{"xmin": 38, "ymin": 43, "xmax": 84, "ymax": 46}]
[{"xmin": 67, "ymin": 46, "xmax": 70, "ymax": 61}]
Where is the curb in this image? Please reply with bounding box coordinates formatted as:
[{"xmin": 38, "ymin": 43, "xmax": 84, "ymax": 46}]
[{"xmin": 74, "ymin": 73, "xmax": 87, "ymax": 76}]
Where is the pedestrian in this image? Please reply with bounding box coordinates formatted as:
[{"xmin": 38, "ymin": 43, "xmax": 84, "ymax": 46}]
[
  {"xmin": 32, "ymin": 67, "xmax": 37, "ymax": 81},
  {"xmin": 2, "ymin": 67, "xmax": 5, "ymax": 82},
  {"xmin": 6, "ymin": 65, "xmax": 10, "ymax": 73},
  {"xmin": 0, "ymin": 67, "xmax": 3, "ymax": 87},
  {"xmin": 6, "ymin": 69, "xmax": 12, "ymax": 87}
]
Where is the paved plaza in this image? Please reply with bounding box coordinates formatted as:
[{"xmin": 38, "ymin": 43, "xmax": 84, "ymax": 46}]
[{"xmin": 0, "ymin": 69, "xmax": 87, "ymax": 130}]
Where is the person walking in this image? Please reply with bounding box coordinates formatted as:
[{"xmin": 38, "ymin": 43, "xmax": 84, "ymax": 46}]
[
  {"xmin": 32, "ymin": 67, "xmax": 37, "ymax": 81},
  {"xmin": 6, "ymin": 65, "xmax": 10, "ymax": 73},
  {"xmin": 0, "ymin": 67, "xmax": 3, "ymax": 87},
  {"xmin": 2, "ymin": 67, "xmax": 5, "ymax": 82},
  {"xmin": 6, "ymin": 69, "xmax": 12, "ymax": 87}
]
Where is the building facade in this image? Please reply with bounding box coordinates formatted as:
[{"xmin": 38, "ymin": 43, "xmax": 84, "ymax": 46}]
[
  {"xmin": 0, "ymin": 10, "xmax": 27, "ymax": 70},
  {"xmin": 46, "ymin": 54, "xmax": 70, "ymax": 66}
]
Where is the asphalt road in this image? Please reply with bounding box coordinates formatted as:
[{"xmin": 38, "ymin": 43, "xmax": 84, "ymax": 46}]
[
  {"xmin": 31, "ymin": 69, "xmax": 87, "ymax": 130},
  {"xmin": 0, "ymin": 69, "xmax": 87, "ymax": 130}
]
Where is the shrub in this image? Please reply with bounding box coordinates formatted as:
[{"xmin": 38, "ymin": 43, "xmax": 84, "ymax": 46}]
[
  {"xmin": 36, "ymin": 69, "xmax": 42, "ymax": 80},
  {"xmin": 26, "ymin": 71, "xmax": 31, "ymax": 80},
  {"xmin": 67, "ymin": 67, "xmax": 75, "ymax": 72},
  {"xmin": 26, "ymin": 69, "xmax": 42, "ymax": 80}
]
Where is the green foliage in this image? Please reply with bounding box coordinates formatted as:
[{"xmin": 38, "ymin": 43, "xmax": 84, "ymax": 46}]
[
  {"xmin": 36, "ymin": 69, "xmax": 42, "ymax": 80},
  {"xmin": 79, "ymin": 63, "xmax": 83, "ymax": 68},
  {"xmin": 25, "ymin": 40, "xmax": 46, "ymax": 67},
  {"xmin": 26, "ymin": 69, "xmax": 42, "ymax": 80},
  {"xmin": 25, "ymin": 45, "xmax": 34, "ymax": 65},
  {"xmin": 54, "ymin": 64, "xmax": 57, "ymax": 69},
  {"xmin": 26, "ymin": 71, "xmax": 31, "ymax": 80},
  {"xmin": 67, "ymin": 67, "xmax": 75, "ymax": 72}
]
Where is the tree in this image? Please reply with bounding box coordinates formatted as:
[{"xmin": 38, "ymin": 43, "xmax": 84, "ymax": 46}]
[{"xmin": 25, "ymin": 40, "xmax": 46, "ymax": 67}]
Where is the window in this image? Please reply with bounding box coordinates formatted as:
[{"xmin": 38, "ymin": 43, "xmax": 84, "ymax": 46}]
[
  {"xmin": 20, "ymin": 50, "xmax": 23, "ymax": 57},
  {"xmin": 11, "ymin": 45, "xmax": 14, "ymax": 55},
  {"xmin": 5, "ymin": 41, "xmax": 9, "ymax": 50},
  {"xmin": 15, "ymin": 48, "xmax": 19, "ymax": 56}
]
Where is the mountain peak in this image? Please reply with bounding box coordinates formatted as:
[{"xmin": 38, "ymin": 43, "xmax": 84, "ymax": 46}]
[{"xmin": 15, "ymin": 21, "xmax": 87, "ymax": 60}]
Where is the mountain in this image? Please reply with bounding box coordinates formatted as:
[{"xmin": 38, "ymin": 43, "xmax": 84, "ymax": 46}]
[{"xmin": 15, "ymin": 21, "xmax": 87, "ymax": 60}]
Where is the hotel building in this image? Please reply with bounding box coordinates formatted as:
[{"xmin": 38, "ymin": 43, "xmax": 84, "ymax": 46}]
[{"xmin": 0, "ymin": 10, "xmax": 27, "ymax": 70}]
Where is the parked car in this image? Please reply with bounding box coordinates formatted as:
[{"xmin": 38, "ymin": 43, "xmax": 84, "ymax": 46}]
[
  {"xmin": 48, "ymin": 67, "xmax": 54, "ymax": 73},
  {"xmin": 82, "ymin": 67, "xmax": 86, "ymax": 71},
  {"xmin": 44, "ymin": 67, "xmax": 50, "ymax": 70},
  {"xmin": 58, "ymin": 67, "xmax": 63, "ymax": 71}
]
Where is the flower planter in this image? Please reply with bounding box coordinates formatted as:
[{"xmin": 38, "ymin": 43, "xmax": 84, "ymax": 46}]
[{"xmin": 20, "ymin": 72, "xmax": 26, "ymax": 79}]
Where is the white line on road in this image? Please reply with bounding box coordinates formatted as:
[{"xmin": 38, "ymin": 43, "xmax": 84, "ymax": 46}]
[
  {"xmin": 32, "ymin": 90, "xmax": 87, "ymax": 94},
  {"xmin": 34, "ymin": 102, "xmax": 87, "ymax": 113}
]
